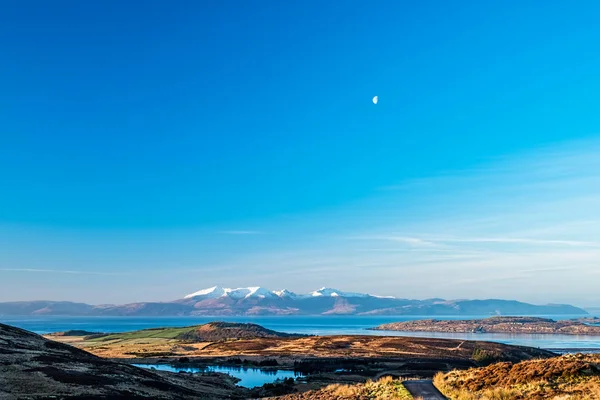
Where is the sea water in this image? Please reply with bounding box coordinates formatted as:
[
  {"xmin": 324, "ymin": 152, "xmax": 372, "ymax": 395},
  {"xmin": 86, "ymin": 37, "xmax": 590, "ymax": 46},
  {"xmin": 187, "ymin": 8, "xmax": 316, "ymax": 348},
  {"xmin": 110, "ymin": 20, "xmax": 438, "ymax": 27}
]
[{"xmin": 3, "ymin": 315, "xmax": 599, "ymax": 351}]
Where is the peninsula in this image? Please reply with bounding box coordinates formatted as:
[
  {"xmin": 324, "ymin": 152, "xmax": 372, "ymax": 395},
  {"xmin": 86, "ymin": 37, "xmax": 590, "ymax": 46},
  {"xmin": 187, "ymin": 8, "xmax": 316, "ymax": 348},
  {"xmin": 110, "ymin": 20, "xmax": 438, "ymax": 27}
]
[{"xmin": 371, "ymin": 316, "xmax": 600, "ymax": 336}]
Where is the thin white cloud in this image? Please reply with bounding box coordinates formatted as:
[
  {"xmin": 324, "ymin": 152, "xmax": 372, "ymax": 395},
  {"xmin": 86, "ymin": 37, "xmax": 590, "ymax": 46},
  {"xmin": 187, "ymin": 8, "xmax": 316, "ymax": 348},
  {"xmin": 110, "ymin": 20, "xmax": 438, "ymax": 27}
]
[
  {"xmin": 0, "ymin": 268, "xmax": 127, "ymax": 276},
  {"xmin": 386, "ymin": 236, "xmax": 439, "ymax": 247},
  {"xmin": 351, "ymin": 235, "xmax": 600, "ymax": 249},
  {"xmin": 348, "ymin": 235, "xmax": 440, "ymax": 247},
  {"xmin": 219, "ymin": 230, "xmax": 262, "ymax": 235},
  {"xmin": 435, "ymin": 237, "xmax": 600, "ymax": 247}
]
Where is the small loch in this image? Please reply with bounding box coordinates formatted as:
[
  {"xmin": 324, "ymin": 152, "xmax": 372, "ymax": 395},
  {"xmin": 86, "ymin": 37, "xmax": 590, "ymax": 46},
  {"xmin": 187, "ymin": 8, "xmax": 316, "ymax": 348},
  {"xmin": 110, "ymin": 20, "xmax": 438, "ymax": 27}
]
[{"xmin": 133, "ymin": 364, "xmax": 304, "ymax": 388}]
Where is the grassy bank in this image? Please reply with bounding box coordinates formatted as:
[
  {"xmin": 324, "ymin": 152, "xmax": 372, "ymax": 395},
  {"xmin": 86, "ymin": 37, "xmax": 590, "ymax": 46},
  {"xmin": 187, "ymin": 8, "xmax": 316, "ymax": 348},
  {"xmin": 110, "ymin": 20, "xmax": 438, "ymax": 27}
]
[
  {"xmin": 266, "ymin": 376, "xmax": 416, "ymax": 399},
  {"xmin": 433, "ymin": 354, "xmax": 600, "ymax": 400}
]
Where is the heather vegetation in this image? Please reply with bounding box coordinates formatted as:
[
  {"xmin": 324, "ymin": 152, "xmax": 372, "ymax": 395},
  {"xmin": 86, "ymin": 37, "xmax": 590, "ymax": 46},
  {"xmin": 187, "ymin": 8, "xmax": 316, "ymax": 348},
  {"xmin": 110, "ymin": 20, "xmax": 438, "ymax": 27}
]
[
  {"xmin": 434, "ymin": 354, "xmax": 600, "ymax": 399},
  {"xmin": 267, "ymin": 376, "xmax": 416, "ymax": 399},
  {"xmin": 49, "ymin": 325, "xmax": 552, "ymax": 367},
  {"xmin": 472, "ymin": 347, "xmax": 503, "ymax": 366}
]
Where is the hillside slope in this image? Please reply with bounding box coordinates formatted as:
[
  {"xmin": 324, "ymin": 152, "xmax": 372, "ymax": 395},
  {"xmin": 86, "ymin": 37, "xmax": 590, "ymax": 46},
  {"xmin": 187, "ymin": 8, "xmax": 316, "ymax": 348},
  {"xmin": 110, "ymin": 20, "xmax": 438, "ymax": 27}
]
[
  {"xmin": 0, "ymin": 323, "xmax": 246, "ymax": 399},
  {"xmin": 86, "ymin": 322, "xmax": 302, "ymax": 343},
  {"xmin": 434, "ymin": 353, "xmax": 600, "ymax": 399}
]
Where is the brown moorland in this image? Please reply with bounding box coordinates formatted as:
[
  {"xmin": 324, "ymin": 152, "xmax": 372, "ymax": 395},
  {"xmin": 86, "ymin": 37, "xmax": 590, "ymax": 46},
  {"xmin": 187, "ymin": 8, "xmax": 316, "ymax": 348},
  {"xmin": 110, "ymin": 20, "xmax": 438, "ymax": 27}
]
[
  {"xmin": 43, "ymin": 322, "xmax": 565, "ymax": 397},
  {"xmin": 46, "ymin": 322, "xmax": 555, "ymax": 385},
  {"xmin": 0, "ymin": 323, "xmax": 247, "ymax": 399},
  {"xmin": 265, "ymin": 376, "xmax": 415, "ymax": 400},
  {"xmin": 434, "ymin": 353, "xmax": 600, "ymax": 400},
  {"xmin": 247, "ymin": 372, "xmax": 425, "ymax": 398},
  {"xmin": 47, "ymin": 324, "xmax": 553, "ymax": 365}
]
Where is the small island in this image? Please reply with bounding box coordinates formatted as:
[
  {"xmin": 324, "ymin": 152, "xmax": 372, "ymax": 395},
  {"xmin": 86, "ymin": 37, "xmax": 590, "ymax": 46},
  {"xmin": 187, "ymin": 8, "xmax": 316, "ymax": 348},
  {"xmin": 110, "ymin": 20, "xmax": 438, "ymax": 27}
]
[{"xmin": 371, "ymin": 316, "xmax": 600, "ymax": 335}]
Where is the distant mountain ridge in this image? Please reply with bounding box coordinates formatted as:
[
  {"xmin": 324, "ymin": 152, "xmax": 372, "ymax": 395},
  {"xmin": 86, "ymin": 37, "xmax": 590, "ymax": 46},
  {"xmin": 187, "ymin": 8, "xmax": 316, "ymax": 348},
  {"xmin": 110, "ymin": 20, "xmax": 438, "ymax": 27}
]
[{"xmin": 0, "ymin": 286, "xmax": 588, "ymax": 316}]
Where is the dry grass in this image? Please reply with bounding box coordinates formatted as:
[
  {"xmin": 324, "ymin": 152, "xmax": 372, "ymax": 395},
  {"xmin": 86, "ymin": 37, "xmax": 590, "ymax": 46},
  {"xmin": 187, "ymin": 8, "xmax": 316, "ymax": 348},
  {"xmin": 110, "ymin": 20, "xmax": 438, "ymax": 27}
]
[
  {"xmin": 326, "ymin": 376, "xmax": 413, "ymax": 399},
  {"xmin": 268, "ymin": 376, "xmax": 416, "ymax": 399},
  {"xmin": 47, "ymin": 331, "xmax": 552, "ymax": 362},
  {"xmin": 434, "ymin": 354, "xmax": 600, "ymax": 400}
]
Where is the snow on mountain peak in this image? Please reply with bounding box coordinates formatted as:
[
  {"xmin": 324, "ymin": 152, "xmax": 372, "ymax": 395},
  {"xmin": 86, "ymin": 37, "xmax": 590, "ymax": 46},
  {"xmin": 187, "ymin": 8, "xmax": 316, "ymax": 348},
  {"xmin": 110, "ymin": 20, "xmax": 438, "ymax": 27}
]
[
  {"xmin": 184, "ymin": 286, "xmax": 278, "ymax": 300},
  {"xmin": 183, "ymin": 286, "xmax": 226, "ymax": 299},
  {"xmin": 311, "ymin": 287, "xmax": 369, "ymax": 298},
  {"xmin": 184, "ymin": 286, "xmax": 395, "ymax": 300},
  {"xmin": 312, "ymin": 288, "xmax": 337, "ymax": 297},
  {"xmin": 242, "ymin": 287, "xmax": 277, "ymax": 299},
  {"xmin": 274, "ymin": 289, "xmax": 296, "ymax": 298}
]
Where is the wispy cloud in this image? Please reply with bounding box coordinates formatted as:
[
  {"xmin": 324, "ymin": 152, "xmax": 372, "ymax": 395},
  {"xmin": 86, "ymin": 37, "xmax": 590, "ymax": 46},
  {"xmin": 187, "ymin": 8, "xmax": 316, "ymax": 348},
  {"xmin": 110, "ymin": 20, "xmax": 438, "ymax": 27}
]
[
  {"xmin": 349, "ymin": 235, "xmax": 600, "ymax": 250},
  {"xmin": 219, "ymin": 230, "xmax": 262, "ymax": 235},
  {"xmin": 379, "ymin": 236, "xmax": 439, "ymax": 247},
  {"xmin": 0, "ymin": 268, "xmax": 127, "ymax": 276},
  {"xmin": 438, "ymin": 237, "xmax": 600, "ymax": 247},
  {"xmin": 365, "ymin": 236, "xmax": 600, "ymax": 248},
  {"xmin": 348, "ymin": 235, "xmax": 440, "ymax": 247}
]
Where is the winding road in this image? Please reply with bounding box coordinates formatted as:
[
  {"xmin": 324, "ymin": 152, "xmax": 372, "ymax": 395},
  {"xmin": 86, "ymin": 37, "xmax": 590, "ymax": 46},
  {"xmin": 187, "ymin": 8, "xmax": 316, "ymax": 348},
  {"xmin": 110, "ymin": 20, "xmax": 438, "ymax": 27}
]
[{"xmin": 403, "ymin": 380, "xmax": 447, "ymax": 400}]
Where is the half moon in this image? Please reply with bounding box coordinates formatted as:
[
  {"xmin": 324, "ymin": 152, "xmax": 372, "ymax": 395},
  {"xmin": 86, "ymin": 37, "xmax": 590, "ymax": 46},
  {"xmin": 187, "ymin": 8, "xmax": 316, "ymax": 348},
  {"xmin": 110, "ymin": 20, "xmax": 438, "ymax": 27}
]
[{"xmin": 372, "ymin": 96, "xmax": 378, "ymax": 104}]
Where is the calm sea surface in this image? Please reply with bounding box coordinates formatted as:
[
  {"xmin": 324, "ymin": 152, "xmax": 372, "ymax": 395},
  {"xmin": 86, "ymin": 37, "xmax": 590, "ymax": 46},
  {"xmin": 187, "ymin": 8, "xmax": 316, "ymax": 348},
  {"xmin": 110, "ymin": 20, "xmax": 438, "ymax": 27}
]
[{"xmin": 3, "ymin": 315, "xmax": 599, "ymax": 351}]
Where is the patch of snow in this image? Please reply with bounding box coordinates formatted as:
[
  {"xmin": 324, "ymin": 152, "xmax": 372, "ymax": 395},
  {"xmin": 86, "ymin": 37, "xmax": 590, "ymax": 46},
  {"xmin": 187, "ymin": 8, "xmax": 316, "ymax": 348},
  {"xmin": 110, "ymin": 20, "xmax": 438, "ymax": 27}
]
[
  {"xmin": 312, "ymin": 287, "xmax": 370, "ymax": 298},
  {"xmin": 223, "ymin": 288, "xmax": 248, "ymax": 299},
  {"xmin": 274, "ymin": 289, "xmax": 297, "ymax": 298},
  {"xmin": 244, "ymin": 287, "xmax": 277, "ymax": 298},
  {"xmin": 184, "ymin": 286, "xmax": 226, "ymax": 299}
]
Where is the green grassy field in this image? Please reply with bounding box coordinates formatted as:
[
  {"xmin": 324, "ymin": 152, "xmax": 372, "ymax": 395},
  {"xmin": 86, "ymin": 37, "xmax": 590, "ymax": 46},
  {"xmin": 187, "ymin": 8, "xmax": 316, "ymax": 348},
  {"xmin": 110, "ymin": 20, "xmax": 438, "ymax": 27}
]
[{"xmin": 87, "ymin": 326, "xmax": 198, "ymax": 342}]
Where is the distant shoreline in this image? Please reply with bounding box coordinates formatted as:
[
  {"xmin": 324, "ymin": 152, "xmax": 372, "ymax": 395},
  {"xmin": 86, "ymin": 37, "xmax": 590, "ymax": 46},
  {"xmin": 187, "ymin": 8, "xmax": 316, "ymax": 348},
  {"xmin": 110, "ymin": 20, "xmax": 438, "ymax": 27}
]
[{"xmin": 371, "ymin": 316, "xmax": 600, "ymax": 336}]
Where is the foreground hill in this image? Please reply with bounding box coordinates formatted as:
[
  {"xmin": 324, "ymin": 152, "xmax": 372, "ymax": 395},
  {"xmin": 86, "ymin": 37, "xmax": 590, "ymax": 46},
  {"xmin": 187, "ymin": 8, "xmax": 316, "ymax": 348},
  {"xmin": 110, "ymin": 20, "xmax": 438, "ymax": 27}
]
[
  {"xmin": 434, "ymin": 353, "xmax": 600, "ymax": 399},
  {"xmin": 0, "ymin": 287, "xmax": 588, "ymax": 316},
  {"xmin": 0, "ymin": 323, "xmax": 246, "ymax": 399},
  {"xmin": 373, "ymin": 316, "xmax": 600, "ymax": 335},
  {"xmin": 80, "ymin": 322, "xmax": 302, "ymax": 343}
]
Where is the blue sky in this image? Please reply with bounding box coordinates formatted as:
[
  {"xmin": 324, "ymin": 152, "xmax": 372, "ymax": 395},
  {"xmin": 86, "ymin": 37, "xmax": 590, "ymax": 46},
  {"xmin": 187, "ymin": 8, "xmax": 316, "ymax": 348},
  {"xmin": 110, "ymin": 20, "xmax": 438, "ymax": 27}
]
[{"xmin": 1, "ymin": 1, "xmax": 600, "ymax": 305}]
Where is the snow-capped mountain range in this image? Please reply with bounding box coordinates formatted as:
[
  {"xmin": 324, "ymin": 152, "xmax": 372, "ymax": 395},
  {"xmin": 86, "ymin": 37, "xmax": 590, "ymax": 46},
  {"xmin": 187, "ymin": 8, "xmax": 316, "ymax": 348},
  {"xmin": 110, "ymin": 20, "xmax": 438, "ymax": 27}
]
[
  {"xmin": 0, "ymin": 285, "xmax": 588, "ymax": 316},
  {"xmin": 183, "ymin": 286, "xmax": 391, "ymax": 300}
]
